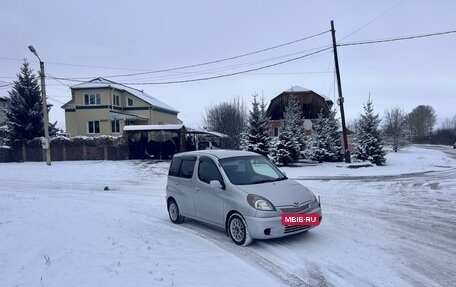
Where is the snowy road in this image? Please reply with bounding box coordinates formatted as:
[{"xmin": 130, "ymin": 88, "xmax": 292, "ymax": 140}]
[
  {"xmin": 1, "ymin": 146, "xmax": 455, "ymax": 286},
  {"xmin": 182, "ymin": 165, "xmax": 456, "ymax": 286}
]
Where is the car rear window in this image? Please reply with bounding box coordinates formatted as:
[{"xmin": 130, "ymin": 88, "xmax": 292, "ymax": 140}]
[{"xmin": 169, "ymin": 158, "xmax": 182, "ymax": 177}]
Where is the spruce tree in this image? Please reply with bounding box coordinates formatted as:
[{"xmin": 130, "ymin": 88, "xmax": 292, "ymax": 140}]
[
  {"xmin": 280, "ymin": 95, "xmax": 303, "ymax": 161},
  {"xmin": 5, "ymin": 60, "xmax": 44, "ymax": 143},
  {"xmin": 309, "ymin": 109, "xmax": 342, "ymax": 162},
  {"xmin": 259, "ymin": 96, "xmax": 271, "ymax": 152},
  {"xmin": 269, "ymin": 95, "xmax": 305, "ymax": 165},
  {"xmin": 354, "ymin": 99, "xmax": 386, "ymax": 165},
  {"xmin": 244, "ymin": 94, "xmax": 270, "ymax": 157}
]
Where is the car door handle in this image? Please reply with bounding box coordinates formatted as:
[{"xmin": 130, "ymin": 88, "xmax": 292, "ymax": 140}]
[{"xmin": 195, "ymin": 187, "xmax": 200, "ymax": 192}]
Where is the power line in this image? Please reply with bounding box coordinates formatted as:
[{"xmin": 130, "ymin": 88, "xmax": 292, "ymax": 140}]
[
  {"xmin": 49, "ymin": 30, "xmax": 331, "ymax": 80},
  {"xmin": 120, "ymin": 47, "xmax": 332, "ymax": 85},
  {"xmin": 0, "ymin": 30, "xmax": 329, "ymax": 79},
  {"xmin": 47, "ymin": 95, "xmax": 67, "ymax": 105},
  {"xmin": 0, "ymin": 83, "xmax": 13, "ymax": 89},
  {"xmin": 103, "ymin": 30, "xmax": 331, "ymax": 78},
  {"xmin": 340, "ymin": 0, "xmax": 407, "ymax": 41},
  {"xmin": 4, "ymin": 27, "xmax": 453, "ymax": 88},
  {"xmin": 338, "ymin": 29, "xmax": 456, "ymax": 47},
  {"xmin": 50, "ymin": 45, "xmax": 332, "ymax": 84},
  {"xmin": 49, "ymin": 26, "xmax": 456, "ymax": 85},
  {"xmin": 112, "ymin": 46, "xmax": 332, "ymax": 83},
  {"xmin": 48, "ymin": 74, "xmax": 71, "ymax": 88}
]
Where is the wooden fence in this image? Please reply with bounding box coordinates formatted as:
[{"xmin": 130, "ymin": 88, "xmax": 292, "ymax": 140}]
[{"xmin": 1, "ymin": 136, "xmax": 128, "ymax": 162}]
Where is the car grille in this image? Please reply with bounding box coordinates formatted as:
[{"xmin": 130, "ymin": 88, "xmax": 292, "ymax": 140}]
[
  {"xmin": 280, "ymin": 202, "xmax": 312, "ymax": 213},
  {"xmin": 284, "ymin": 225, "xmax": 311, "ymax": 234}
]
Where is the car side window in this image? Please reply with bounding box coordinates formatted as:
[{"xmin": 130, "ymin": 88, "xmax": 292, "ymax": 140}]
[
  {"xmin": 169, "ymin": 156, "xmax": 196, "ymax": 179},
  {"xmin": 179, "ymin": 159, "xmax": 196, "ymax": 179},
  {"xmin": 169, "ymin": 158, "xmax": 182, "ymax": 177},
  {"xmin": 198, "ymin": 157, "xmax": 223, "ymax": 184}
]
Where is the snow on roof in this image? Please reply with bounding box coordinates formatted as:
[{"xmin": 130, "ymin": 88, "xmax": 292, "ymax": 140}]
[
  {"xmin": 123, "ymin": 124, "xmax": 184, "ymax": 131},
  {"xmin": 320, "ymin": 93, "xmax": 334, "ymax": 103},
  {"xmin": 123, "ymin": 124, "xmax": 228, "ymax": 138},
  {"xmin": 284, "ymin": 86, "xmax": 311, "ymax": 93},
  {"xmin": 71, "ymin": 78, "xmax": 178, "ymax": 113},
  {"xmin": 186, "ymin": 127, "xmax": 229, "ymax": 138},
  {"xmin": 284, "ymin": 86, "xmax": 333, "ymax": 104},
  {"xmin": 178, "ymin": 149, "xmax": 256, "ymax": 159}
]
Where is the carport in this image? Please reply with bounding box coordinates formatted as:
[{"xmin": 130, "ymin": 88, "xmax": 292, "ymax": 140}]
[{"xmin": 123, "ymin": 124, "xmax": 228, "ymax": 160}]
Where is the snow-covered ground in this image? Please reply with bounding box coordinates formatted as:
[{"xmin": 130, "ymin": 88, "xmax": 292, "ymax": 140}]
[{"xmin": 1, "ymin": 145, "xmax": 455, "ymax": 287}]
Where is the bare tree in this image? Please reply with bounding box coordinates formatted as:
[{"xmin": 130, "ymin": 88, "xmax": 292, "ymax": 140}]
[
  {"xmin": 382, "ymin": 107, "xmax": 409, "ymax": 152},
  {"xmin": 407, "ymin": 105, "xmax": 436, "ymax": 142},
  {"xmin": 440, "ymin": 115, "xmax": 456, "ymax": 131},
  {"xmin": 203, "ymin": 96, "xmax": 247, "ymax": 149},
  {"xmin": 433, "ymin": 115, "xmax": 456, "ymax": 145}
]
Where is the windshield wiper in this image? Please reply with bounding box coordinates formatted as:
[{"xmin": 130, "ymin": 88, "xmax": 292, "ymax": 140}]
[{"xmin": 251, "ymin": 179, "xmax": 274, "ymax": 184}]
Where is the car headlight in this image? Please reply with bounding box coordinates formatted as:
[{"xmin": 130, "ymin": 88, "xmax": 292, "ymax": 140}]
[
  {"xmin": 308, "ymin": 190, "xmax": 320, "ymax": 209},
  {"xmin": 247, "ymin": 194, "xmax": 276, "ymax": 211},
  {"xmin": 309, "ymin": 190, "xmax": 317, "ymax": 202}
]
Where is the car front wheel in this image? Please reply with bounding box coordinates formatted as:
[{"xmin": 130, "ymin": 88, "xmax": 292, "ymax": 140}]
[
  {"xmin": 228, "ymin": 213, "xmax": 252, "ymax": 246},
  {"xmin": 168, "ymin": 200, "xmax": 185, "ymax": 224}
]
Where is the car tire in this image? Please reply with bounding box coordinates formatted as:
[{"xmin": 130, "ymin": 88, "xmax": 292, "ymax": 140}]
[
  {"xmin": 227, "ymin": 213, "xmax": 252, "ymax": 246},
  {"xmin": 168, "ymin": 200, "xmax": 185, "ymax": 224}
]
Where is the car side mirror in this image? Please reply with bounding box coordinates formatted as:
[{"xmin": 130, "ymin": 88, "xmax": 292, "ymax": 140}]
[
  {"xmin": 281, "ymin": 170, "xmax": 287, "ymax": 177},
  {"xmin": 209, "ymin": 180, "xmax": 223, "ymax": 190}
]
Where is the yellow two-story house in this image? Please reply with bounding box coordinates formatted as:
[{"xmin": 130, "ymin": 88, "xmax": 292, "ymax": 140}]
[{"xmin": 62, "ymin": 78, "xmax": 181, "ymax": 136}]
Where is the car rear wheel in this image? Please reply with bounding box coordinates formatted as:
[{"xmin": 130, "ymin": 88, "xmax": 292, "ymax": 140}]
[
  {"xmin": 228, "ymin": 213, "xmax": 252, "ymax": 246},
  {"xmin": 168, "ymin": 200, "xmax": 185, "ymax": 224}
]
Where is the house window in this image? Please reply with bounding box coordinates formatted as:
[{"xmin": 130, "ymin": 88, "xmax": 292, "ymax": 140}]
[
  {"xmin": 127, "ymin": 97, "xmax": 134, "ymax": 106},
  {"xmin": 113, "ymin": 94, "xmax": 120, "ymax": 107},
  {"xmin": 111, "ymin": 119, "xmax": 120, "ymax": 133},
  {"xmin": 84, "ymin": 93, "xmax": 101, "ymax": 105},
  {"xmin": 88, "ymin": 121, "xmax": 100, "ymax": 134}
]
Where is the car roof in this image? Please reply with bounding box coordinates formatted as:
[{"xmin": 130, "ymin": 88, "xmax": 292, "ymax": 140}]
[{"xmin": 174, "ymin": 149, "xmax": 261, "ymax": 159}]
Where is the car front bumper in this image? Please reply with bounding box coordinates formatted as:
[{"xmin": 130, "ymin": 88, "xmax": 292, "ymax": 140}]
[{"xmin": 244, "ymin": 207, "xmax": 322, "ymax": 240}]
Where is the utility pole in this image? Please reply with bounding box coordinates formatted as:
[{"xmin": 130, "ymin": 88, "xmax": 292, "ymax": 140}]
[
  {"xmin": 28, "ymin": 45, "xmax": 51, "ymax": 166},
  {"xmin": 331, "ymin": 20, "xmax": 351, "ymax": 163}
]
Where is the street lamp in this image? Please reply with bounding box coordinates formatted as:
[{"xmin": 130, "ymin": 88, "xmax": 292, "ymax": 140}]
[{"xmin": 28, "ymin": 45, "xmax": 51, "ymax": 166}]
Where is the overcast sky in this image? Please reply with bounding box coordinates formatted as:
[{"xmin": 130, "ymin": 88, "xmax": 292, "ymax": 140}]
[{"xmin": 1, "ymin": 0, "xmax": 455, "ymax": 130}]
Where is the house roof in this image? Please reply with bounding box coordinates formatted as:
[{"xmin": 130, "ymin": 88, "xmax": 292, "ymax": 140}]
[
  {"xmin": 267, "ymin": 86, "xmax": 334, "ymax": 120},
  {"xmin": 283, "ymin": 86, "xmax": 333, "ymax": 104},
  {"xmin": 70, "ymin": 77, "xmax": 178, "ymax": 113}
]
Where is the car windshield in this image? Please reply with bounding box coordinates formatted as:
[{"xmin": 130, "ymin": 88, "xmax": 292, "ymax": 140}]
[{"xmin": 219, "ymin": 155, "xmax": 287, "ymax": 185}]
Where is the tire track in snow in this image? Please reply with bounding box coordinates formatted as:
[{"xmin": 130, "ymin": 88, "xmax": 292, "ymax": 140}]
[{"xmin": 179, "ymin": 221, "xmax": 321, "ymax": 287}]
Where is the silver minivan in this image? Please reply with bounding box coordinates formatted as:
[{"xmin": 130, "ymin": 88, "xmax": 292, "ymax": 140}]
[{"xmin": 166, "ymin": 150, "xmax": 322, "ymax": 246}]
